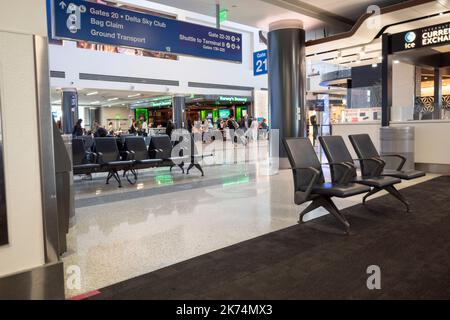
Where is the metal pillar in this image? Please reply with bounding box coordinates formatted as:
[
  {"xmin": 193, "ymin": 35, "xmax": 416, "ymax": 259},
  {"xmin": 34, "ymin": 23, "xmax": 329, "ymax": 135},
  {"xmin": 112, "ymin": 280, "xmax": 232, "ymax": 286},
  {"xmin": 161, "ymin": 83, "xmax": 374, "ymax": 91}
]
[
  {"xmin": 61, "ymin": 88, "xmax": 78, "ymax": 134},
  {"xmin": 381, "ymin": 34, "xmax": 392, "ymax": 127},
  {"xmin": 173, "ymin": 95, "xmax": 186, "ymax": 129},
  {"xmin": 268, "ymin": 20, "xmax": 306, "ymax": 166},
  {"xmin": 433, "ymin": 67, "xmax": 442, "ymax": 120}
]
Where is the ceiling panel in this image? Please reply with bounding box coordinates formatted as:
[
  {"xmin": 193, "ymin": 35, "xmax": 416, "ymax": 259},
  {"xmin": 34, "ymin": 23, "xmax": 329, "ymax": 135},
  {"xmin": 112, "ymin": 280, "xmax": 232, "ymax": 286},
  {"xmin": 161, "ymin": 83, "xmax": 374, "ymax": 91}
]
[{"xmin": 51, "ymin": 88, "xmax": 167, "ymax": 107}]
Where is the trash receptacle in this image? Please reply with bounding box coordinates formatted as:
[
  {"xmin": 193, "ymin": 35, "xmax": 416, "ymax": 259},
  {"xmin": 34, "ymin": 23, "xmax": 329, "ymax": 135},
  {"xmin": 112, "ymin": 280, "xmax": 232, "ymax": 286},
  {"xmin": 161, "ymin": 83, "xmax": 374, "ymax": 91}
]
[{"xmin": 380, "ymin": 126, "xmax": 415, "ymax": 171}]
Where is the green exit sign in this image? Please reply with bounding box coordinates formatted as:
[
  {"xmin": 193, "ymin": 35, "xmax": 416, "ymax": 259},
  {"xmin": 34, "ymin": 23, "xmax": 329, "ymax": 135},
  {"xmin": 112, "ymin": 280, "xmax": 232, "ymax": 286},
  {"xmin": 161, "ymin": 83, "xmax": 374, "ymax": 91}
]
[{"xmin": 219, "ymin": 9, "xmax": 228, "ymax": 23}]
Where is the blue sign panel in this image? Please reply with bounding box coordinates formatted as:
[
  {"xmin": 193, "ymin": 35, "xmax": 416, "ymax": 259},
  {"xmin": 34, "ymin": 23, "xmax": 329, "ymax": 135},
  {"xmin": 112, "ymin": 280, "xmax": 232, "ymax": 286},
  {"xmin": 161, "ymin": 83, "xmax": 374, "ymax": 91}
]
[
  {"xmin": 51, "ymin": 0, "xmax": 242, "ymax": 62},
  {"xmin": 253, "ymin": 50, "xmax": 268, "ymax": 76}
]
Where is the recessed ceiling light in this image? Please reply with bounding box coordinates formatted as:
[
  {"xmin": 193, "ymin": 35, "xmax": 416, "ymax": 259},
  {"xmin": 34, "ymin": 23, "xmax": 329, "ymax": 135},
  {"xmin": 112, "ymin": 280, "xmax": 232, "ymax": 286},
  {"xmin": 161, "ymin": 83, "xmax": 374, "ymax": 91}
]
[
  {"xmin": 393, "ymin": 60, "xmax": 400, "ymax": 64},
  {"xmin": 372, "ymin": 63, "xmax": 377, "ymax": 68},
  {"xmin": 90, "ymin": 101, "xmax": 100, "ymax": 104},
  {"xmin": 128, "ymin": 93, "xmax": 141, "ymax": 98},
  {"xmin": 86, "ymin": 91, "xmax": 98, "ymax": 96},
  {"xmin": 107, "ymin": 97, "xmax": 119, "ymax": 101}
]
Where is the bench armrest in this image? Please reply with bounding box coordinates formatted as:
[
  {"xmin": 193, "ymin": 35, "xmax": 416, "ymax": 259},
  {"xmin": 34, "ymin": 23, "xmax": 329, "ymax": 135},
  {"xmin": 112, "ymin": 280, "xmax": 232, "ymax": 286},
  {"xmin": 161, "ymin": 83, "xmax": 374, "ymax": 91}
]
[
  {"xmin": 354, "ymin": 157, "xmax": 386, "ymax": 177},
  {"xmin": 291, "ymin": 166, "xmax": 321, "ymax": 200},
  {"xmin": 381, "ymin": 154, "xmax": 406, "ymax": 171},
  {"xmin": 328, "ymin": 162, "xmax": 355, "ymax": 184},
  {"xmin": 96, "ymin": 152, "xmax": 104, "ymax": 164}
]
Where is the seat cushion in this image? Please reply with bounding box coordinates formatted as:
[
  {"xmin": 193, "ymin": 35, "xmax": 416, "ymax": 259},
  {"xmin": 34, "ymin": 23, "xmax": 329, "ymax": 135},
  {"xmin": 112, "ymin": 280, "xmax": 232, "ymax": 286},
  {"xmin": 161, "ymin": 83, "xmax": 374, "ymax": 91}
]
[
  {"xmin": 73, "ymin": 163, "xmax": 100, "ymax": 174},
  {"xmin": 168, "ymin": 156, "xmax": 190, "ymax": 162},
  {"xmin": 312, "ymin": 182, "xmax": 371, "ymax": 198},
  {"xmin": 354, "ymin": 176, "xmax": 401, "ymax": 188},
  {"xmin": 104, "ymin": 160, "xmax": 134, "ymax": 167},
  {"xmin": 136, "ymin": 159, "xmax": 162, "ymax": 165},
  {"xmin": 74, "ymin": 163, "xmax": 100, "ymax": 170},
  {"xmin": 382, "ymin": 169, "xmax": 425, "ymax": 180}
]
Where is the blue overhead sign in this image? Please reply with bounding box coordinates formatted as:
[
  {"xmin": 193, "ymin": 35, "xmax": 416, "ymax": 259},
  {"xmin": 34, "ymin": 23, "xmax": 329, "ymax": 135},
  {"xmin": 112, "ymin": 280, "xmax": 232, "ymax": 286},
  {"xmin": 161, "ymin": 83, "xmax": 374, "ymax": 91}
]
[
  {"xmin": 51, "ymin": 0, "xmax": 242, "ymax": 63},
  {"xmin": 253, "ymin": 50, "xmax": 268, "ymax": 76}
]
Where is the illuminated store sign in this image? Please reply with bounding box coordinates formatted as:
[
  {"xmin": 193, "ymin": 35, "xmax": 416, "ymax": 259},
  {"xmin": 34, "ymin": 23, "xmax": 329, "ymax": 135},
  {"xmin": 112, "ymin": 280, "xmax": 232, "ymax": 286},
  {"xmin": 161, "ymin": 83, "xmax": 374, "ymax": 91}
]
[
  {"xmin": 131, "ymin": 96, "xmax": 173, "ymax": 108},
  {"xmin": 218, "ymin": 96, "xmax": 248, "ymax": 103},
  {"xmin": 391, "ymin": 22, "xmax": 450, "ymax": 53}
]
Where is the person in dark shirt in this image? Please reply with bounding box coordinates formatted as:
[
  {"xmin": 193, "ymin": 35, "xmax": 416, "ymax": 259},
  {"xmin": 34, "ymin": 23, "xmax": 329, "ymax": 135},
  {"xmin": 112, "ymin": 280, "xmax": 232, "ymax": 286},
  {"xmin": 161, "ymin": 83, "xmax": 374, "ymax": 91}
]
[
  {"xmin": 72, "ymin": 119, "xmax": 84, "ymax": 137},
  {"xmin": 94, "ymin": 127, "xmax": 108, "ymax": 137},
  {"xmin": 129, "ymin": 120, "xmax": 137, "ymax": 134},
  {"xmin": 166, "ymin": 120, "xmax": 174, "ymax": 137}
]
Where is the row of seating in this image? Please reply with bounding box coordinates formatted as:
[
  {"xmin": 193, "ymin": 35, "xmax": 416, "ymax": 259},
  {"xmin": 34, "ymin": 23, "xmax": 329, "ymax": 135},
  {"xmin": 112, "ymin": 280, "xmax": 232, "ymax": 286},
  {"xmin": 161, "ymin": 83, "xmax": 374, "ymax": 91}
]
[
  {"xmin": 284, "ymin": 133, "xmax": 425, "ymax": 234},
  {"xmin": 72, "ymin": 135, "xmax": 205, "ymax": 188}
]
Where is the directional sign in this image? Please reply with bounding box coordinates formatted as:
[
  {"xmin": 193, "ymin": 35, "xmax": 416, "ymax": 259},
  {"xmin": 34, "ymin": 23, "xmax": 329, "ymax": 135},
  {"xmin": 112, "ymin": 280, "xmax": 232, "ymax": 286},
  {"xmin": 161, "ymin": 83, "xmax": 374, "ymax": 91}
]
[
  {"xmin": 253, "ymin": 50, "xmax": 268, "ymax": 76},
  {"xmin": 51, "ymin": 0, "xmax": 242, "ymax": 63}
]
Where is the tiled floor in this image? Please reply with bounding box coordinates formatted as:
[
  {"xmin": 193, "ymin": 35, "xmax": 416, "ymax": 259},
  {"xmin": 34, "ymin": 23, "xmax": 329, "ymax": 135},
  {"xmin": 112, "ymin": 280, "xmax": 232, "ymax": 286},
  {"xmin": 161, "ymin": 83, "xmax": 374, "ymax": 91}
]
[{"xmin": 63, "ymin": 141, "xmax": 437, "ymax": 298}]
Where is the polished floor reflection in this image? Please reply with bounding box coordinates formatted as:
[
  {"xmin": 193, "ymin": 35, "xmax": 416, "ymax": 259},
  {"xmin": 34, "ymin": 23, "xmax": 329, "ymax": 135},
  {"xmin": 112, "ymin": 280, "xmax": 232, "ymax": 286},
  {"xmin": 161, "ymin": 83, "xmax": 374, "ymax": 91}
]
[{"xmin": 64, "ymin": 141, "xmax": 437, "ymax": 298}]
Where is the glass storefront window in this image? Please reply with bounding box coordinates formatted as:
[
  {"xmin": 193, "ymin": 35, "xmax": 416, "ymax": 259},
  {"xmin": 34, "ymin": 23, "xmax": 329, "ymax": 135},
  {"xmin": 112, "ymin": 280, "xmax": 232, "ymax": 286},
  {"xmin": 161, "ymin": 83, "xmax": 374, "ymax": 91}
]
[{"xmin": 414, "ymin": 67, "xmax": 450, "ymax": 120}]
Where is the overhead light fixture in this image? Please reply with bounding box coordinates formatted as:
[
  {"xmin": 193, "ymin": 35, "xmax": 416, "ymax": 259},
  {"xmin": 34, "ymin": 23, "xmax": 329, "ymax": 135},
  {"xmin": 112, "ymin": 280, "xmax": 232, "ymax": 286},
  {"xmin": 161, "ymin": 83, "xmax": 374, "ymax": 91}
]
[
  {"xmin": 393, "ymin": 60, "xmax": 400, "ymax": 64},
  {"xmin": 128, "ymin": 93, "xmax": 141, "ymax": 98},
  {"xmin": 90, "ymin": 101, "xmax": 100, "ymax": 104},
  {"xmin": 372, "ymin": 63, "xmax": 377, "ymax": 68},
  {"xmin": 107, "ymin": 97, "xmax": 119, "ymax": 101},
  {"xmin": 86, "ymin": 91, "xmax": 98, "ymax": 96}
]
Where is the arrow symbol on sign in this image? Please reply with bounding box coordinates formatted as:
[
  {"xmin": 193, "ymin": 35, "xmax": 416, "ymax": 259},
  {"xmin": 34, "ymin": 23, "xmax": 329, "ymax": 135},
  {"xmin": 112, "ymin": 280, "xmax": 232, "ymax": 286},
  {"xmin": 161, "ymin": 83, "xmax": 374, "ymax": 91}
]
[{"xmin": 59, "ymin": 1, "xmax": 67, "ymax": 9}]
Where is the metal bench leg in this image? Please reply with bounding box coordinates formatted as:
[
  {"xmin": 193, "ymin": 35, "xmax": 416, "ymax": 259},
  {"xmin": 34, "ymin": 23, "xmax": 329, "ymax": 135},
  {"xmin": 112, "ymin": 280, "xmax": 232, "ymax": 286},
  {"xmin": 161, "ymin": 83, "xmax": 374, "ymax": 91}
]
[
  {"xmin": 363, "ymin": 187, "xmax": 382, "ymax": 204},
  {"xmin": 298, "ymin": 197, "xmax": 326, "ymax": 223},
  {"xmin": 299, "ymin": 196, "xmax": 350, "ymax": 234},
  {"xmin": 186, "ymin": 163, "xmax": 204, "ymax": 176},
  {"xmin": 109, "ymin": 170, "xmax": 122, "ymax": 188},
  {"xmin": 106, "ymin": 171, "xmax": 113, "ymax": 185},
  {"xmin": 385, "ymin": 185, "xmax": 411, "ymax": 212},
  {"xmin": 323, "ymin": 197, "xmax": 350, "ymax": 235}
]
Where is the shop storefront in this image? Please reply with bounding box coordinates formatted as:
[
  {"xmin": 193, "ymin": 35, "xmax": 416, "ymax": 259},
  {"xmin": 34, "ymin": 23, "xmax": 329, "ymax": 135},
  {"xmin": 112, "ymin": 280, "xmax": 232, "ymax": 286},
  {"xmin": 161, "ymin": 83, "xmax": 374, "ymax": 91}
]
[
  {"xmin": 185, "ymin": 95, "xmax": 252, "ymax": 124},
  {"xmin": 131, "ymin": 96, "xmax": 173, "ymax": 128}
]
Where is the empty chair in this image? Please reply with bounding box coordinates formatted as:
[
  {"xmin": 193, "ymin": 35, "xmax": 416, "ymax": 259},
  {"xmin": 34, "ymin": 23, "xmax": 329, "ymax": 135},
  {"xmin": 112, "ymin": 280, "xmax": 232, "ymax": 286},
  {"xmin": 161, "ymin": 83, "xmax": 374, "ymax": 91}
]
[
  {"xmin": 319, "ymin": 135, "xmax": 410, "ymax": 212},
  {"xmin": 94, "ymin": 137, "xmax": 134, "ymax": 187},
  {"xmin": 72, "ymin": 138, "xmax": 100, "ymax": 175},
  {"xmin": 148, "ymin": 135, "xmax": 189, "ymax": 173},
  {"xmin": 349, "ymin": 134, "xmax": 425, "ymax": 180},
  {"xmin": 283, "ymin": 137, "xmax": 371, "ymax": 234},
  {"xmin": 123, "ymin": 136, "xmax": 162, "ymax": 180}
]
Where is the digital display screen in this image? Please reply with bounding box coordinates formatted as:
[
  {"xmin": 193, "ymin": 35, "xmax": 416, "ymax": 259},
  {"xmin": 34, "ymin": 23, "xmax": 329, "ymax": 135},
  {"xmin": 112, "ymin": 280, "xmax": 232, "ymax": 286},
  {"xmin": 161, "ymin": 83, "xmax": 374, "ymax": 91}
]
[{"xmin": 219, "ymin": 109, "xmax": 231, "ymax": 119}]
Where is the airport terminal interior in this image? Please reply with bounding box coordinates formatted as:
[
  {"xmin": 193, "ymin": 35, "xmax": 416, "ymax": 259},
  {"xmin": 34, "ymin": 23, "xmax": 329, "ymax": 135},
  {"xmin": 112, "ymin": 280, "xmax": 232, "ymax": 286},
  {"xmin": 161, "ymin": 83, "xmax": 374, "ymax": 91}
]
[{"xmin": 1, "ymin": 0, "xmax": 450, "ymax": 303}]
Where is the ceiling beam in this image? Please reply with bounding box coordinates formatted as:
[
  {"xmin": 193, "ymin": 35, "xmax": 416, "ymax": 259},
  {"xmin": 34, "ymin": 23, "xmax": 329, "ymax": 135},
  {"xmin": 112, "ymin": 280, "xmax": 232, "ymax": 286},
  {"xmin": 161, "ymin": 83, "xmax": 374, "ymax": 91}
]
[
  {"xmin": 261, "ymin": 0, "xmax": 355, "ymax": 28},
  {"xmin": 259, "ymin": 0, "xmax": 355, "ymax": 28}
]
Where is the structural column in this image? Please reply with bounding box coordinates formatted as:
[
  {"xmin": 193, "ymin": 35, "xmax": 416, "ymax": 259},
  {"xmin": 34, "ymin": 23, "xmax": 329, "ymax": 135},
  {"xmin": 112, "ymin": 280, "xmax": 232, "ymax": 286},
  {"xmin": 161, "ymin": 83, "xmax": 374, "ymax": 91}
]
[
  {"xmin": 268, "ymin": 20, "xmax": 306, "ymax": 165},
  {"xmin": 381, "ymin": 34, "xmax": 392, "ymax": 127},
  {"xmin": 433, "ymin": 67, "xmax": 442, "ymax": 120},
  {"xmin": 173, "ymin": 95, "xmax": 186, "ymax": 129},
  {"xmin": 61, "ymin": 88, "xmax": 78, "ymax": 134}
]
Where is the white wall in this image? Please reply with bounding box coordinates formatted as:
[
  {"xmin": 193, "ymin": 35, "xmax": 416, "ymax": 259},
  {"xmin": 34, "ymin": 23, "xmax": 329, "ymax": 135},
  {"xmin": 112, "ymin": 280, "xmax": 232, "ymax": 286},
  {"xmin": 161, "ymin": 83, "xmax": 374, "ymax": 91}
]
[
  {"xmin": 0, "ymin": 0, "xmax": 46, "ymax": 277},
  {"xmin": 391, "ymin": 62, "xmax": 415, "ymax": 122},
  {"xmin": 49, "ymin": 0, "xmax": 268, "ymax": 96},
  {"xmin": 100, "ymin": 106, "xmax": 132, "ymax": 129},
  {"xmin": 391, "ymin": 121, "xmax": 450, "ymax": 165},
  {"xmin": 332, "ymin": 122, "xmax": 381, "ymax": 159}
]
